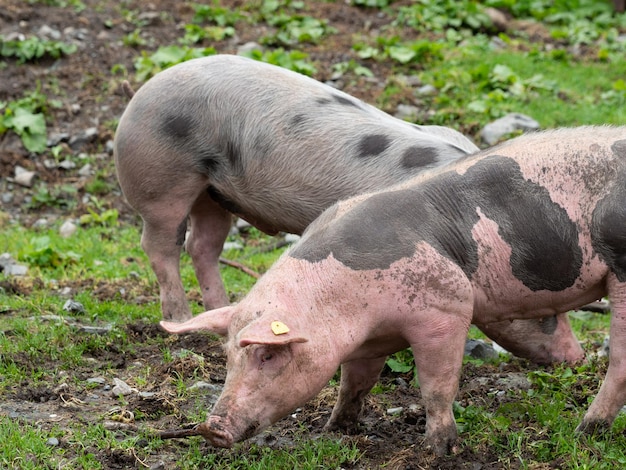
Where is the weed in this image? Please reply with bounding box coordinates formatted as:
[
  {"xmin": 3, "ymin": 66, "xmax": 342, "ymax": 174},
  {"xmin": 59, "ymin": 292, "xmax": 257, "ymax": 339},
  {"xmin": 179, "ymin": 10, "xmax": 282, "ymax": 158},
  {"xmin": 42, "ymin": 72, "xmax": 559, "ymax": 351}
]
[
  {"xmin": 241, "ymin": 48, "xmax": 317, "ymax": 75},
  {"xmin": 133, "ymin": 45, "xmax": 217, "ymax": 81},
  {"xmin": 0, "ymin": 35, "xmax": 77, "ymax": 63}
]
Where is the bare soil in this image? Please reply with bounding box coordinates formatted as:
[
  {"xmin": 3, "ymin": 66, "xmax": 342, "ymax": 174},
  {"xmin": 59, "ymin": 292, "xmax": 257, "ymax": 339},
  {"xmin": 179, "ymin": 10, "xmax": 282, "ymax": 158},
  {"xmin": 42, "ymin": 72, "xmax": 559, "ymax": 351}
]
[{"xmin": 0, "ymin": 1, "xmax": 601, "ymax": 468}]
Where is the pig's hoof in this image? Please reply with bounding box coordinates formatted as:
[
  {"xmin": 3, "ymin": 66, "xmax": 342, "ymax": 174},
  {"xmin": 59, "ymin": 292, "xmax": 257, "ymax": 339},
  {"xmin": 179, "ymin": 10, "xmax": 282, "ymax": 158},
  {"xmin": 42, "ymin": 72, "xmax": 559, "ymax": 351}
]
[
  {"xmin": 424, "ymin": 428, "xmax": 459, "ymax": 457},
  {"xmin": 196, "ymin": 421, "xmax": 234, "ymax": 448},
  {"xmin": 323, "ymin": 419, "xmax": 360, "ymax": 435},
  {"xmin": 575, "ymin": 419, "xmax": 610, "ymax": 435}
]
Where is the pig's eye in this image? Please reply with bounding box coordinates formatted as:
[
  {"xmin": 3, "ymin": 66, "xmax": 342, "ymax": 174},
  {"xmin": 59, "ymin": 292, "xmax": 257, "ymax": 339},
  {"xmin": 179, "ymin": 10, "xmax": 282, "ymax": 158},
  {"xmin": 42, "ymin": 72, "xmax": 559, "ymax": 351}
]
[{"xmin": 261, "ymin": 352, "xmax": 274, "ymax": 362}]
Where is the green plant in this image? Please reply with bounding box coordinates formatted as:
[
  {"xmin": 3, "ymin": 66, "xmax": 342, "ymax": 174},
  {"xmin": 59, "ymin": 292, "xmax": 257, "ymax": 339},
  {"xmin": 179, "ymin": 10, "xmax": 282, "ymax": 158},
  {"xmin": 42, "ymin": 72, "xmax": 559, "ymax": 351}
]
[
  {"xmin": 133, "ymin": 45, "xmax": 217, "ymax": 82},
  {"xmin": 395, "ymin": 0, "xmax": 494, "ymax": 33},
  {"xmin": 0, "ymin": 35, "xmax": 77, "ymax": 63},
  {"xmin": 19, "ymin": 235, "xmax": 81, "ymax": 268},
  {"xmin": 240, "ymin": 48, "xmax": 317, "ymax": 75}
]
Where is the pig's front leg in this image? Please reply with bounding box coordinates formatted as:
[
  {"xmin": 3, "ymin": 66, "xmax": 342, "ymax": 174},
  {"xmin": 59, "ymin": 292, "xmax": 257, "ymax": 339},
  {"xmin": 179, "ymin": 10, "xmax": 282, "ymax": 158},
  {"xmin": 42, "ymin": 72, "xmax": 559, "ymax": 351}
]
[
  {"xmin": 186, "ymin": 192, "xmax": 233, "ymax": 310},
  {"xmin": 324, "ymin": 356, "xmax": 387, "ymax": 434},
  {"xmin": 141, "ymin": 215, "xmax": 192, "ymax": 322},
  {"xmin": 410, "ymin": 309, "xmax": 471, "ymax": 456},
  {"xmin": 476, "ymin": 313, "xmax": 585, "ymax": 365},
  {"xmin": 578, "ymin": 275, "xmax": 626, "ymax": 433}
]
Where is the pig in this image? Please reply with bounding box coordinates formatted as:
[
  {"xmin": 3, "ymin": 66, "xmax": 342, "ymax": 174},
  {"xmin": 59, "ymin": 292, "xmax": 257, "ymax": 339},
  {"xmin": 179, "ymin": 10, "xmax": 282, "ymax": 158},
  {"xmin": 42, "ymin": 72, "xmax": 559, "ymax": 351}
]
[
  {"xmin": 114, "ymin": 53, "xmax": 478, "ymax": 321},
  {"xmin": 161, "ymin": 126, "xmax": 626, "ymax": 456},
  {"xmin": 115, "ymin": 54, "xmax": 583, "ymax": 365}
]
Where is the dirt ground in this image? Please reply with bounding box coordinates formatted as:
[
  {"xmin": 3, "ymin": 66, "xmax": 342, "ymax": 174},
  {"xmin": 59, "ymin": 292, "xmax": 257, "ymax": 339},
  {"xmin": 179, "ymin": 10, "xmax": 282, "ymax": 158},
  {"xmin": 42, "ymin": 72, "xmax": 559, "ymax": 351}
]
[{"xmin": 0, "ymin": 1, "xmax": 607, "ymax": 468}]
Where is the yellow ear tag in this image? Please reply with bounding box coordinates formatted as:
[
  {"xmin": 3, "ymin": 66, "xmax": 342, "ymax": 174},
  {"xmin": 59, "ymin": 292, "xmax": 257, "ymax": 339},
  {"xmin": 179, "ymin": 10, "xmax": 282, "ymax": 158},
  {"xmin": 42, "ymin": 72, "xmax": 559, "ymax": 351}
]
[{"xmin": 271, "ymin": 321, "xmax": 290, "ymax": 335}]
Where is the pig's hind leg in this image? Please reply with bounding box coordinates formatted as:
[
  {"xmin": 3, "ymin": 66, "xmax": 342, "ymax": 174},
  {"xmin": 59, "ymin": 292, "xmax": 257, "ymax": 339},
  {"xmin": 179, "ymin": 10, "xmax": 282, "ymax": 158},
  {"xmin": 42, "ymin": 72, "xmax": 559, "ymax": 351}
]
[
  {"xmin": 577, "ymin": 273, "xmax": 626, "ymax": 434},
  {"xmin": 324, "ymin": 356, "xmax": 387, "ymax": 434},
  {"xmin": 186, "ymin": 191, "xmax": 233, "ymax": 310}
]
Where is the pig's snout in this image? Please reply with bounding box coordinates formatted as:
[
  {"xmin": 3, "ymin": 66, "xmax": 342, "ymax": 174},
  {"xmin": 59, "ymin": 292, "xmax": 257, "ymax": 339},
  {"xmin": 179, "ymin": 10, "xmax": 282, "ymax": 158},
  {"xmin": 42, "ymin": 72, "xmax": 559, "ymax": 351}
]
[{"xmin": 197, "ymin": 417, "xmax": 235, "ymax": 448}]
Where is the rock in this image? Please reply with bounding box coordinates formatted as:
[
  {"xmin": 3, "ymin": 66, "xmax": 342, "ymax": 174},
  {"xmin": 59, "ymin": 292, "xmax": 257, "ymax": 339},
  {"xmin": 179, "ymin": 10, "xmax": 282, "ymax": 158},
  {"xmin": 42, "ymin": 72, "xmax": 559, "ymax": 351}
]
[
  {"xmin": 0, "ymin": 252, "xmax": 28, "ymax": 276},
  {"xmin": 394, "ymin": 104, "xmax": 420, "ymax": 121},
  {"xmin": 47, "ymin": 132, "xmax": 70, "ymax": 147},
  {"xmin": 137, "ymin": 11, "xmax": 162, "ymax": 26},
  {"xmin": 387, "ymin": 407, "xmax": 403, "ymax": 415},
  {"xmin": 46, "ymin": 437, "xmax": 60, "ymax": 447},
  {"xmin": 68, "ymin": 127, "xmax": 98, "ymax": 150},
  {"xmin": 38, "ymin": 25, "xmax": 62, "ymax": 40},
  {"xmin": 59, "ymin": 220, "xmax": 77, "ymax": 238},
  {"xmin": 480, "ymin": 113, "xmax": 540, "ymax": 145},
  {"xmin": 188, "ymin": 381, "xmax": 222, "ymax": 393},
  {"xmin": 111, "ymin": 378, "xmax": 134, "ymax": 396},
  {"xmin": 78, "ymin": 163, "xmax": 92, "ymax": 177},
  {"xmin": 485, "ymin": 7, "xmax": 508, "ymax": 32},
  {"xmin": 86, "ymin": 377, "xmax": 106, "ymax": 385},
  {"xmin": 62, "ymin": 299, "xmax": 85, "ymax": 314},
  {"xmin": 149, "ymin": 462, "xmax": 166, "ymax": 470},
  {"xmin": 464, "ymin": 339, "xmax": 499, "ymax": 360},
  {"xmin": 1, "ymin": 193, "xmax": 13, "ymax": 204},
  {"xmin": 415, "ymin": 84, "xmax": 438, "ymax": 96},
  {"xmin": 105, "ymin": 139, "xmax": 115, "ymax": 155},
  {"xmin": 236, "ymin": 218, "xmax": 252, "ymax": 232},
  {"xmin": 14, "ymin": 166, "xmax": 37, "ymax": 187},
  {"xmin": 238, "ymin": 42, "xmax": 262, "ymax": 55},
  {"xmin": 284, "ymin": 233, "xmax": 301, "ymax": 244},
  {"xmin": 58, "ymin": 159, "xmax": 76, "ymax": 170},
  {"xmin": 77, "ymin": 324, "xmax": 113, "ymax": 335},
  {"xmin": 599, "ymin": 335, "xmax": 610, "ymax": 357},
  {"xmin": 223, "ymin": 241, "xmax": 244, "ymax": 251}
]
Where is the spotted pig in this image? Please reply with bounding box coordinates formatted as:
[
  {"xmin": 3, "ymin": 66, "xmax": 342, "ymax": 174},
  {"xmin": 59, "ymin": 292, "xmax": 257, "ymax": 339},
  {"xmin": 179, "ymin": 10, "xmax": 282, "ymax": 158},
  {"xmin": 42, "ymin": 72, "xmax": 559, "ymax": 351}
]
[
  {"xmin": 114, "ymin": 54, "xmax": 583, "ymax": 365},
  {"xmin": 161, "ymin": 126, "xmax": 624, "ymax": 456}
]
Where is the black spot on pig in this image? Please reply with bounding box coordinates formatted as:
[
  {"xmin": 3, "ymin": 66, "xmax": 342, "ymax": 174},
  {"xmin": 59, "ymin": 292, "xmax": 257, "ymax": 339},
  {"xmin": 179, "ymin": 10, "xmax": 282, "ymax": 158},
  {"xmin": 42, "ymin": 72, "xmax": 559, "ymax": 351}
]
[
  {"xmin": 333, "ymin": 94, "xmax": 361, "ymax": 108},
  {"xmin": 162, "ymin": 114, "xmax": 193, "ymax": 140},
  {"xmin": 591, "ymin": 160, "xmax": 626, "ymax": 281},
  {"xmin": 316, "ymin": 97, "xmax": 332, "ymax": 106},
  {"xmin": 175, "ymin": 219, "xmax": 188, "ymax": 246},
  {"xmin": 611, "ymin": 139, "xmax": 626, "ymax": 158},
  {"xmin": 401, "ymin": 146, "xmax": 438, "ymax": 169},
  {"xmin": 538, "ymin": 315, "xmax": 558, "ymax": 335},
  {"xmin": 358, "ymin": 134, "xmax": 391, "ymax": 158},
  {"xmin": 208, "ymin": 186, "xmax": 243, "ymax": 215},
  {"xmin": 225, "ymin": 140, "xmax": 244, "ymax": 175},
  {"xmin": 293, "ymin": 155, "xmax": 582, "ymax": 292},
  {"xmin": 290, "ymin": 114, "xmax": 307, "ymax": 127}
]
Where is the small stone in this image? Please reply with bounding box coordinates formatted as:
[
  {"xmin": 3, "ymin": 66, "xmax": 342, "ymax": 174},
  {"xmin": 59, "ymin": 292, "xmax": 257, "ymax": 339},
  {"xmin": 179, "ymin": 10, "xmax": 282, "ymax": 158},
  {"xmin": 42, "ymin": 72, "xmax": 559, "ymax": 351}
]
[
  {"xmin": 3, "ymin": 264, "xmax": 28, "ymax": 276},
  {"xmin": 394, "ymin": 104, "xmax": 420, "ymax": 121},
  {"xmin": 464, "ymin": 339, "xmax": 499, "ymax": 360},
  {"xmin": 387, "ymin": 407, "xmax": 403, "ymax": 415},
  {"xmin": 481, "ymin": 113, "xmax": 540, "ymax": 145},
  {"xmin": 78, "ymin": 163, "xmax": 92, "ymax": 177},
  {"xmin": 47, "ymin": 132, "xmax": 70, "ymax": 147},
  {"xmin": 149, "ymin": 462, "xmax": 166, "ymax": 470},
  {"xmin": 58, "ymin": 159, "xmax": 76, "ymax": 170},
  {"xmin": 236, "ymin": 218, "xmax": 252, "ymax": 231},
  {"xmin": 63, "ymin": 299, "xmax": 85, "ymax": 314},
  {"xmin": 32, "ymin": 218, "xmax": 49, "ymax": 229},
  {"xmin": 415, "ymin": 84, "xmax": 438, "ymax": 96},
  {"xmin": 105, "ymin": 139, "xmax": 115, "ymax": 155},
  {"xmin": 223, "ymin": 241, "xmax": 243, "ymax": 251},
  {"xmin": 238, "ymin": 41, "xmax": 262, "ymax": 55},
  {"xmin": 14, "ymin": 168, "xmax": 37, "ymax": 187},
  {"xmin": 78, "ymin": 324, "xmax": 113, "ymax": 335},
  {"xmin": 87, "ymin": 377, "xmax": 107, "ymax": 385},
  {"xmin": 69, "ymin": 127, "xmax": 98, "ymax": 150},
  {"xmin": 138, "ymin": 391, "xmax": 157, "ymax": 399},
  {"xmin": 38, "ymin": 25, "xmax": 62, "ymax": 40},
  {"xmin": 59, "ymin": 220, "xmax": 78, "ymax": 238},
  {"xmin": 111, "ymin": 378, "xmax": 134, "ymax": 396},
  {"xmin": 46, "ymin": 437, "xmax": 60, "ymax": 447},
  {"xmin": 284, "ymin": 233, "xmax": 300, "ymax": 244},
  {"xmin": 188, "ymin": 381, "xmax": 222, "ymax": 393}
]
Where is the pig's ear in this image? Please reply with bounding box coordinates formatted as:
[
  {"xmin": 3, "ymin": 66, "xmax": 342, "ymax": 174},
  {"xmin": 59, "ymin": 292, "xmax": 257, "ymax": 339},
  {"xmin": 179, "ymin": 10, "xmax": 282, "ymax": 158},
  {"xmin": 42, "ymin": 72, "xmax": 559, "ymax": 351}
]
[
  {"xmin": 159, "ymin": 306, "xmax": 235, "ymax": 336},
  {"xmin": 238, "ymin": 318, "xmax": 309, "ymax": 347}
]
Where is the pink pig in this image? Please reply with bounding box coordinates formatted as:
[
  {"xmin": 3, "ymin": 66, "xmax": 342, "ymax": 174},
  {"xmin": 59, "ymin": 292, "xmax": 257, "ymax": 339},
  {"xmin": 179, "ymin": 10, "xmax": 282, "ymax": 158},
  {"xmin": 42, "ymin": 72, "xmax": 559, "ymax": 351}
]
[{"xmin": 161, "ymin": 126, "xmax": 624, "ymax": 455}]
